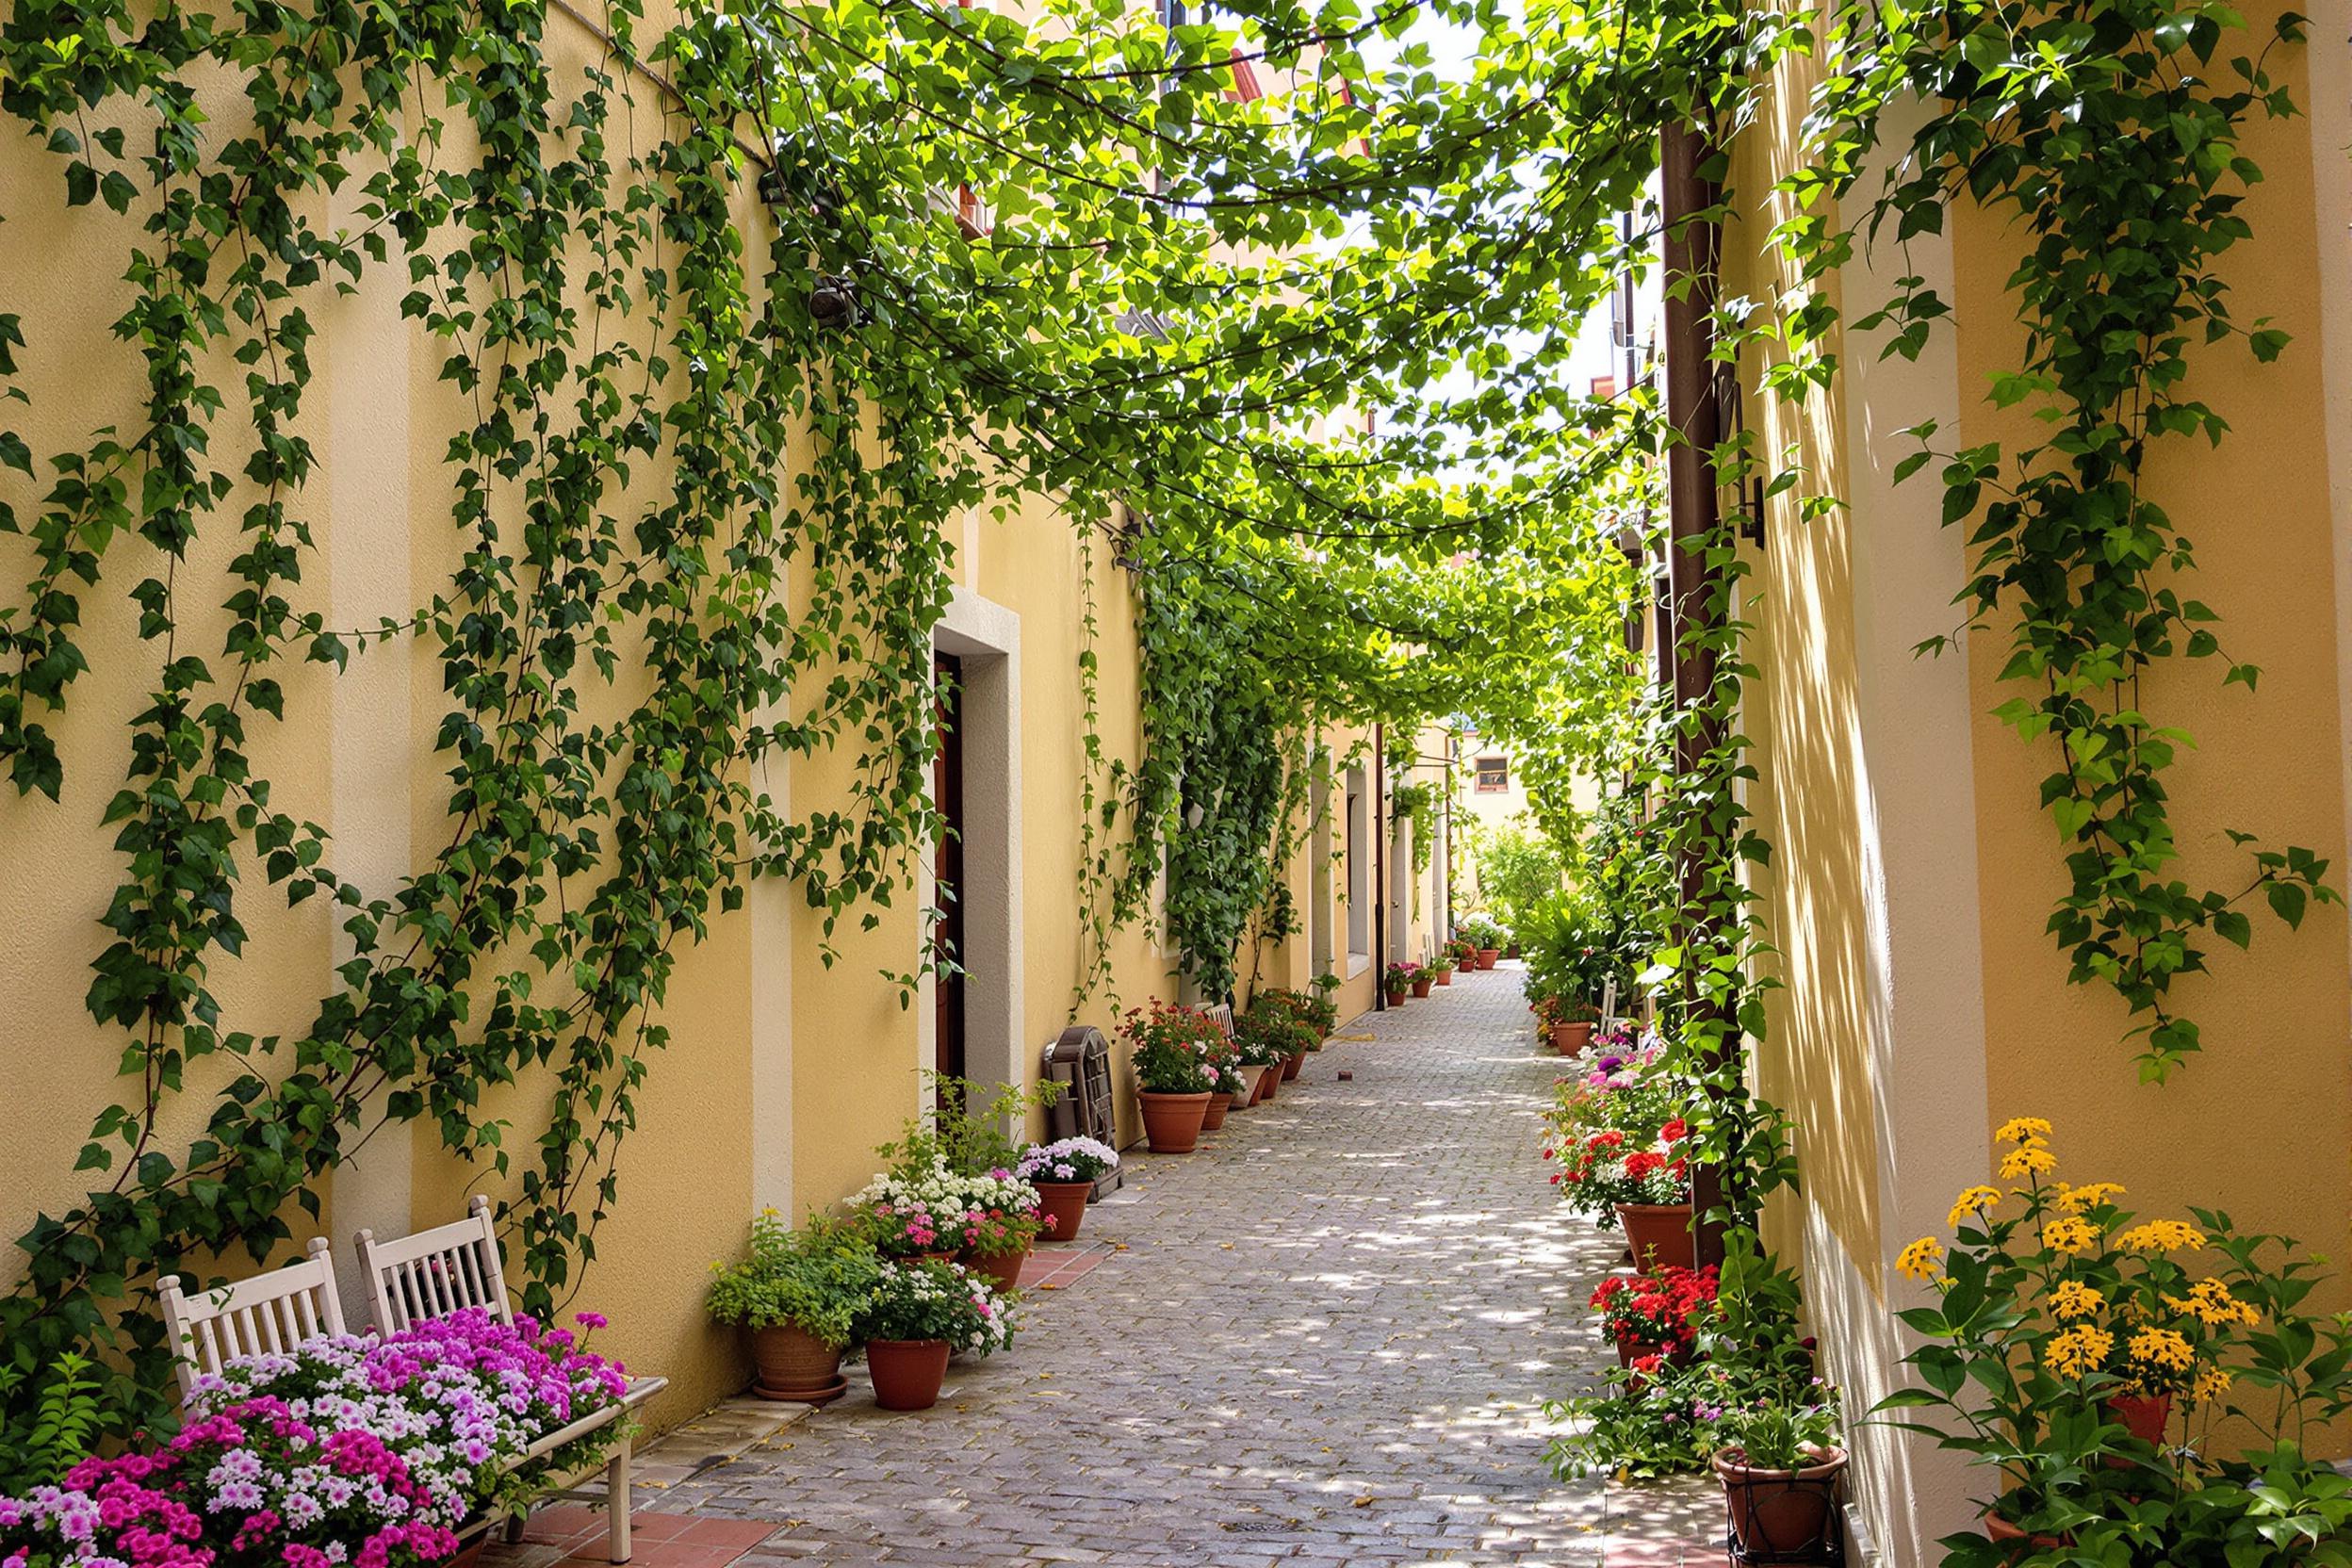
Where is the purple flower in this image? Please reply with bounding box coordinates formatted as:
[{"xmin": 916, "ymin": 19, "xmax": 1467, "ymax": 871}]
[{"xmin": 575, "ymin": 1312, "xmax": 609, "ymax": 1331}]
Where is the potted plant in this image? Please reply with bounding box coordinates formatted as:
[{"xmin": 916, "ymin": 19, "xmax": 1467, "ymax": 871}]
[
  {"xmin": 1458, "ymin": 916, "xmax": 1506, "ymax": 969},
  {"xmin": 1878, "ymin": 1117, "xmax": 2352, "ymax": 1562},
  {"xmin": 1015, "ymin": 1136, "xmax": 1119, "ymax": 1243},
  {"xmin": 1429, "ymin": 953, "xmax": 1456, "ymax": 987},
  {"xmin": 1122, "ymin": 1000, "xmax": 1221, "ymax": 1152},
  {"xmin": 1383, "ymin": 960, "xmax": 1414, "ymax": 1005},
  {"xmin": 1200, "ymin": 1026, "xmax": 1247, "ymax": 1126},
  {"xmin": 1308, "ymin": 971, "xmax": 1342, "ymax": 1036},
  {"xmin": 707, "ymin": 1210, "xmax": 883, "ymax": 1403},
  {"xmin": 1231, "ymin": 1009, "xmax": 1293, "ymax": 1102},
  {"xmin": 1446, "ymin": 936, "xmax": 1479, "ymax": 976},
  {"xmin": 845, "ymin": 1155, "xmax": 985, "ymax": 1260},
  {"xmin": 1238, "ymin": 1001, "xmax": 1315, "ymax": 1086},
  {"xmin": 852, "ymin": 1259, "xmax": 1016, "ymax": 1411},
  {"xmin": 1552, "ymin": 1119, "xmax": 1695, "ymax": 1268},
  {"xmin": 1409, "ymin": 962, "xmax": 1434, "ymax": 999},
  {"xmin": 1711, "ymin": 1394, "xmax": 1847, "ymax": 1563},
  {"xmin": 956, "ymin": 1168, "xmax": 1051, "ymax": 1292},
  {"xmin": 1590, "ymin": 1263, "xmax": 1719, "ymax": 1373}
]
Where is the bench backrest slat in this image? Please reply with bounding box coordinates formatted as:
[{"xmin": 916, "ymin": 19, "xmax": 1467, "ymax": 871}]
[
  {"xmin": 354, "ymin": 1195, "xmax": 514, "ymax": 1333},
  {"xmin": 156, "ymin": 1237, "xmax": 346, "ymax": 1404}
]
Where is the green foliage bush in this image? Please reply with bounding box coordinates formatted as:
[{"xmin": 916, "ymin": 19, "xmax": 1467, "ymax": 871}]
[{"xmin": 706, "ymin": 1213, "xmax": 884, "ymax": 1349}]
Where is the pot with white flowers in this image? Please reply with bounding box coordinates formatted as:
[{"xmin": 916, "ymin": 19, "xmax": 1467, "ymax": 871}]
[
  {"xmin": 852, "ymin": 1259, "xmax": 1018, "ymax": 1412},
  {"xmin": 706, "ymin": 1210, "xmax": 883, "ymax": 1405},
  {"xmin": 1015, "ymin": 1137, "xmax": 1119, "ymax": 1244},
  {"xmin": 1710, "ymin": 1396, "xmax": 1847, "ymax": 1563}
]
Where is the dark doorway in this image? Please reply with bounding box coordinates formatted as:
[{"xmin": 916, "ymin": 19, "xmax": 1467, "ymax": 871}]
[{"xmin": 931, "ymin": 652, "xmax": 967, "ymax": 1106}]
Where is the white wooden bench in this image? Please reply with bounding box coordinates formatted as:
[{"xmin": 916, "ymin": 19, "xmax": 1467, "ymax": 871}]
[
  {"xmin": 155, "ymin": 1202, "xmax": 663, "ymax": 1563},
  {"xmin": 355, "ymin": 1197, "xmax": 667, "ymax": 1563}
]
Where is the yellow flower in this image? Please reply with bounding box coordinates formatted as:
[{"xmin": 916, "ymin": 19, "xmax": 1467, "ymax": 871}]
[
  {"xmin": 2129, "ymin": 1327, "xmax": 2195, "ymax": 1374},
  {"xmin": 2050, "ymin": 1281, "xmax": 2104, "ymax": 1319},
  {"xmin": 1996, "ymin": 1117, "xmax": 2054, "ymax": 1144},
  {"xmin": 2164, "ymin": 1279, "xmax": 2259, "ymax": 1328},
  {"xmin": 1897, "ymin": 1236, "xmax": 1945, "ymax": 1281},
  {"xmin": 1948, "ymin": 1186, "xmax": 2004, "ymax": 1227},
  {"xmin": 2053, "ymin": 1182, "xmax": 2125, "ymax": 1213},
  {"xmin": 2193, "ymin": 1366, "xmax": 2233, "ymax": 1402},
  {"xmin": 2047, "ymin": 1324, "xmax": 2115, "ymax": 1379},
  {"xmin": 2042, "ymin": 1216, "xmax": 2099, "ymax": 1254},
  {"xmin": 2000, "ymin": 1139, "xmax": 2058, "ymax": 1180},
  {"xmin": 2118, "ymin": 1219, "xmax": 2206, "ymax": 1254}
]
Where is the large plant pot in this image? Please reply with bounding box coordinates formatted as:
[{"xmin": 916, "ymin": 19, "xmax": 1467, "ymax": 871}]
[
  {"xmin": 751, "ymin": 1322, "xmax": 848, "ymax": 1402},
  {"xmin": 1138, "ymin": 1089, "xmax": 1211, "ymax": 1152},
  {"xmin": 443, "ymin": 1537, "xmax": 489, "ymax": 1568},
  {"xmin": 1478, "ymin": 948, "xmax": 1500, "ymax": 969},
  {"xmin": 1432, "ymin": 968, "xmax": 1454, "ymax": 987},
  {"xmin": 1281, "ymin": 1051, "xmax": 1304, "ymax": 1082},
  {"xmin": 1714, "ymin": 1446, "xmax": 1846, "ymax": 1562},
  {"xmin": 1552, "ymin": 1020, "xmax": 1597, "ymax": 1054},
  {"xmin": 1410, "ymin": 977, "xmax": 1433, "ymax": 999},
  {"xmin": 2105, "ymin": 1392, "xmax": 2171, "ymax": 1446},
  {"xmin": 866, "ymin": 1338, "xmax": 951, "ymax": 1411},
  {"xmin": 1200, "ymin": 1092, "xmax": 1233, "ymax": 1131},
  {"xmin": 1031, "ymin": 1180, "xmax": 1091, "ymax": 1243},
  {"xmin": 1616, "ymin": 1201, "xmax": 1694, "ymax": 1270},
  {"xmin": 967, "ymin": 1244, "xmax": 1027, "ymax": 1293}
]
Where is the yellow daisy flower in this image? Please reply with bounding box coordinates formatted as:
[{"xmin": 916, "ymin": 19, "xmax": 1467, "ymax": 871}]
[
  {"xmin": 2193, "ymin": 1366, "xmax": 2233, "ymax": 1402},
  {"xmin": 2164, "ymin": 1279, "xmax": 2258, "ymax": 1328},
  {"xmin": 1995, "ymin": 1117, "xmax": 2053, "ymax": 1145},
  {"xmin": 2042, "ymin": 1216, "xmax": 2099, "ymax": 1253},
  {"xmin": 2050, "ymin": 1281, "xmax": 2104, "ymax": 1319},
  {"xmin": 1896, "ymin": 1236, "xmax": 1945, "ymax": 1281},
  {"xmin": 2117, "ymin": 1219, "xmax": 2206, "ymax": 1253},
  {"xmin": 2052, "ymin": 1182, "xmax": 2125, "ymax": 1213},
  {"xmin": 1999, "ymin": 1139, "xmax": 2059, "ymax": 1179},
  {"xmin": 1948, "ymin": 1185, "xmax": 2004, "ymax": 1228},
  {"xmin": 2047, "ymin": 1324, "xmax": 2115, "ymax": 1379},
  {"xmin": 2129, "ymin": 1327, "xmax": 2195, "ymax": 1373}
]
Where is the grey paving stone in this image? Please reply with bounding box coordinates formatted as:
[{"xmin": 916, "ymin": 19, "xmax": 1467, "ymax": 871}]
[{"xmin": 657, "ymin": 970, "xmax": 1623, "ymax": 1565}]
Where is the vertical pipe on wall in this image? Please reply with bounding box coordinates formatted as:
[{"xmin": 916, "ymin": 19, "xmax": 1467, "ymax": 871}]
[{"xmin": 1660, "ymin": 113, "xmax": 1730, "ymax": 1270}]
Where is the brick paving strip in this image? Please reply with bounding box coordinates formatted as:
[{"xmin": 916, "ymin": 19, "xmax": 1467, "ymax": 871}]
[{"xmin": 490, "ymin": 968, "xmax": 1732, "ymax": 1567}]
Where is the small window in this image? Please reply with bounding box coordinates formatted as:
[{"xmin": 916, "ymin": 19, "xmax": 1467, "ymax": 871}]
[{"xmin": 1475, "ymin": 757, "xmax": 1510, "ymax": 793}]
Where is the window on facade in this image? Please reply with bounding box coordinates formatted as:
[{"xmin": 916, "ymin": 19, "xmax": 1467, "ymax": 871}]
[
  {"xmin": 1475, "ymin": 756, "xmax": 1510, "ymax": 793},
  {"xmin": 1344, "ymin": 772, "xmax": 1369, "ymax": 958}
]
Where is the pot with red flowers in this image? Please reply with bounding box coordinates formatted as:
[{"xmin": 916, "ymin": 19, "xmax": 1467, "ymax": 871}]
[
  {"xmin": 1591, "ymin": 1263, "xmax": 1720, "ymax": 1374},
  {"xmin": 1123, "ymin": 1000, "xmax": 1223, "ymax": 1152}
]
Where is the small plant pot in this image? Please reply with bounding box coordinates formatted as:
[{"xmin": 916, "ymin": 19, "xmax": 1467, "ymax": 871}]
[
  {"xmin": 1616, "ymin": 1201, "xmax": 1694, "ymax": 1270},
  {"xmin": 866, "ymin": 1338, "xmax": 952, "ymax": 1411},
  {"xmin": 1506, "ymin": 943, "xmax": 1523, "ymax": 959},
  {"xmin": 1259, "ymin": 1063, "xmax": 1282, "ymax": 1102},
  {"xmin": 750, "ymin": 1322, "xmax": 848, "ymax": 1402},
  {"xmin": 1432, "ymin": 968, "xmax": 1454, "ymax": 987},
  {"xmin": 1031, "ymin": 1180, "xmax": 1091, "ymax": 1243},
  {"xmin": 1984, "ymin": 1512, "xmax": 2071, "ymax": 1553},
  {"xmin": 1384, "ymin": 988, "xmax": 1409, "ymax": 1006},
  {"xmin": 1410, "ymin": 977, "xmax": 1433, "ymax": 998},
  {"xmin": 1200, "ymin": 1091, "xmax": 1233, "ymax": 1131},
  {"xmin": 1138, "ymin": 1089, "xmax": 1211, "ymax": 1152},
  {"xmin": 1478, "ymin": 948, "xmax": 1501, "ymax": 969},
  {"xmin": 2104, "ymin": 1391, "xmax": 2171, "ymax": 1446},
  {"xmin": 1554, "ymin": 1020, "xmax": 1597, "ymax": 1054},
  {"xmin": 1714, "ymin": 1446, "xmax": 1846, "ymax": 1563},
  {"xmin": 1281, "ymin": 1050, "xmax": 1304, "ymax": 1082},
  {"xmin": 966, "ymin": 1244, "xmax": 1027, "ymax": 1293}
]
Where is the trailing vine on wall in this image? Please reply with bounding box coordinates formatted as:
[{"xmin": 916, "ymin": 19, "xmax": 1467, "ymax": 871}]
[{"xmin": 1766, "ymin": 0, "xmax": 2333, "ymax": 1079}]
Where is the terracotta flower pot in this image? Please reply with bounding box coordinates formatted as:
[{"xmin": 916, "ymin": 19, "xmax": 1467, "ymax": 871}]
[
  {"xmin": 1557, "ymin": 1020, "xmax": 1598, "ymax": 1054},
  {"xmin": 1200, "ymin": 1091, "xmax": 1233, "ymax": 1131},
  {"xmin": 1433, "ymin": 968, "xmax": 1453, "ymax": 986},
  {"xmin": 1984, "ymin": 1513, "xmax": 2071, "ymax": 1552},
  {"xmin": 1031, "ymin": 1180, "xmax": 1091, "ymax": 1242},
  {"xmin": 1385, "ymin": 988, "xmax": 1409, "ymax": 1006},
  {"xmin": 866, "ymin": 1338, "xmax": 951, "ymax": 1411},
  {"xmin": 1478, "ymin": 948, "xmax": 1500, "ymax": 969},
  {"xmin": 966, "ymin": 1244, "xmax": 1027, "ymax": 1293},
  {"xmin": 1138, "ymin": 1089, "xmax": 1211, "ymax": 1152},
  {"xmin": 1259, "ymin": 1063, "xmax": 1282, "ymax": 1102},
  {"xmin": 1616, "ymin": 1201, "xmax": 1695, "ymax": 1270},
  {"xmin": 750, "ymin": 1322, "xmax": 848, "ymax": 1402},
  {"xmin": 1714, "ymin": 1446, "xmax": 1847, "ymax": 1561},
  {"xmin": 1410, "ymin": 977, "xmax": 1433, "ymax": 999},
  {"xmin": 2105, "ymin": 1391, "xmax": 2171, "ymax": 1445},
  {"xmin": 1281, "ymin": 1050, "xmax": 1304, "ymax": 1081}
]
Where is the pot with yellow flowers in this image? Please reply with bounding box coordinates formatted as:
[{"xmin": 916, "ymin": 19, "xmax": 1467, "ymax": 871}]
[{"xmin": 1879, "ymin": 1117, "xmax": 2352, "ymax": 1564}]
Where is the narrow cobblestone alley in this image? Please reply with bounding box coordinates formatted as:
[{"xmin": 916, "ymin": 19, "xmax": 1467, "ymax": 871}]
[{"xmin": 639, "ymin": 969, "xmax": 1655, "ymax": 1566}]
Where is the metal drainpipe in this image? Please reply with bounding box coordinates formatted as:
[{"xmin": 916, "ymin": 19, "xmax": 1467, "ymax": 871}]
[{"xmin": 1660, "ymin": 114, "xmax": 1730, "ymax": 1271}]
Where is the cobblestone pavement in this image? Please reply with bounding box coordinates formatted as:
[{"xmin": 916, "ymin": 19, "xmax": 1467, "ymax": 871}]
[{"xmin": 668, "ymin": 967, "xmax": 1637, "ymax": 1566}]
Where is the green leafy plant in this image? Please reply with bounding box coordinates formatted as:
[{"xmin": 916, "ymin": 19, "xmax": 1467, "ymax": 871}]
[
  {"xmin": 706, "ymin": 1212, "xmax": 884, "ymax": 1349},
  {"xmin": 1121, "ymin": 1001, "xmax": 1224, "ymax": 1095}
]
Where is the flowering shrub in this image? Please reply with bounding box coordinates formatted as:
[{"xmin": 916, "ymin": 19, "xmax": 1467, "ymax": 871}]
[
  {"xmin": 1232, "ymin": 1004, "xmax": 1311, "ymax": 1068},
  {"xmin": 1254, "ymin": 985, "xmax": 1337, "ymax": 1037},
  {"xmin": 1445, "ymin": 937, "xmax": 1478, "ymax": 969},
  {"xmin": 1015, "ymin": 1138, "xmax": 1119, "ymax": 1184},
  {"xmin": 1382, "ymin": 961, "xmax": 1418, "ymax": 995},
  {"xmin": 0, "ymin": 1312, "xmax": 629, "ymax": 1568},
  {"xmin": 1883, "ymin": 1118, "xmax": 2352, "ymax": 1560},
  {"xmin": 846, "ymin": 1157, "xmax": 1037, "ymax": 1259},
  {"xmin": 1456, "ymin": 916, "xmax": 1507, "ymax": 951},
  {"xmin": 707, "ymin": 1211, "xmax": 883, "ymax": 1346},
  {"xmin": 1548, "ymin": 1126, "xmax": 1692, "ymax": 1219},
  {"xmin": 1121, "ymin": 1001, "xmax": 1224, "ymax": 1094},
  {"xmin": 852, "ymin": 1261, "xmax": 1016, "ymax": 1357},
  {"xmin": 1591, "ymin": 1266, "xmax": 1720, "ymax": 1366}
]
